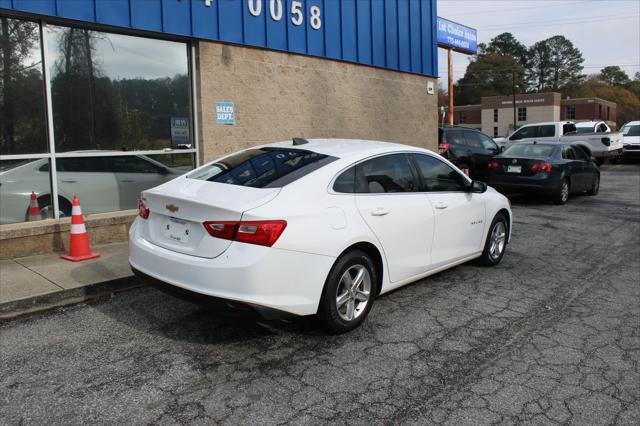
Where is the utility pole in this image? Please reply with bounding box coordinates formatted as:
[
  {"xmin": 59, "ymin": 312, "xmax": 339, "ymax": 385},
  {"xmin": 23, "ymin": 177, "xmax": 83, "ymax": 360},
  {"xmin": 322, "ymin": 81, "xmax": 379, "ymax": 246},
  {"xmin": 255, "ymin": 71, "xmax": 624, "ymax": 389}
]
[
  {"xmin": 448, "ymin": 48, "xmax": 454, "ymax": 126},
  {"xmin": 512, "ymin": 70, "xmax": 517, "ymax": 132}
]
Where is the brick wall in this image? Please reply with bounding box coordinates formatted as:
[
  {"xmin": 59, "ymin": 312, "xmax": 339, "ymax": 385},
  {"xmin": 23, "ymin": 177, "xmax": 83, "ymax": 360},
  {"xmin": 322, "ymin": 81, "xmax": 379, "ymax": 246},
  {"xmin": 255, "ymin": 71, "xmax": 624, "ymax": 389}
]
[{"xmin": 196, "ymin": 41, "xmax": 438, "ymax": 163}]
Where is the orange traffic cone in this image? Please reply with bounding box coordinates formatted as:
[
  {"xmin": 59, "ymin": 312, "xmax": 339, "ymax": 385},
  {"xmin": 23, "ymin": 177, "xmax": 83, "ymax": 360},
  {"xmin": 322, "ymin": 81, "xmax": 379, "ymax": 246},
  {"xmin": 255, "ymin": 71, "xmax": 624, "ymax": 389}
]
[
  {"xmin": 28, "ymin": 192, "xmax": 41, "ymax": 221},
  {"xmin": 60, "ymin": 196, "xmax": 100, "ymax": 262}
]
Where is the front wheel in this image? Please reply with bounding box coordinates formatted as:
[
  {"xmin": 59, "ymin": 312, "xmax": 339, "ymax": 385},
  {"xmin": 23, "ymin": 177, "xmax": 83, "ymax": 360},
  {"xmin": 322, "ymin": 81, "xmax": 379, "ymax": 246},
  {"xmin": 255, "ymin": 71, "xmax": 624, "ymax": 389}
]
[
  {"xmin": 587, "ymin": 174, "xmax": 600, "ymax": 196},
  {"xmin": 318, "ymin": 250, "xmax": 377, "ymax": 334},
  {"xmin": 477, "ymin": 214, "xmax": 508, "ymax": 266}
]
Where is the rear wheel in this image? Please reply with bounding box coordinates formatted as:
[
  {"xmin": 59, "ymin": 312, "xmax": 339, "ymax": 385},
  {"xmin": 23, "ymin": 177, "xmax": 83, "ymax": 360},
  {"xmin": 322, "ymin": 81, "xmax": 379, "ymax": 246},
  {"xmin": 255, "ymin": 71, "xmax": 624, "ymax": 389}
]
[
  {"xmin": 25, "ymin": 195, "xmax": 71, "ymax": 221},
  {"xmin": 587, "ymin": 174, "xmax": 600, "ymax": 196},
  {"xmin": 477, "ymin": 213, "xmax": 508, "ymax": 266},
  {"xmin": 554, "ymin": 179, "xmax": 570, "ymax": 205},
  {"xmin": 318, "ymin": 250, "xmax": 377, "ymax": 334}
]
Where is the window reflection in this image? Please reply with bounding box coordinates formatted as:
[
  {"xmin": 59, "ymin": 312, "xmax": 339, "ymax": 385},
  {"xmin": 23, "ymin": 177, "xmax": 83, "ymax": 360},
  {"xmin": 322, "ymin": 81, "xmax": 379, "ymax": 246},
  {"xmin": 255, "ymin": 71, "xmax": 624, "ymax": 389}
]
[
  {"xmin": 46, "ymin": 25, "xmax": 191, "ymax": 153},
  {"xmin": 0, "ymin": 159, "xmax": 53, "ymax": 224},
  {"xmin": 0, "ymin": 17, "xmax": 47, "ymax": 155}
]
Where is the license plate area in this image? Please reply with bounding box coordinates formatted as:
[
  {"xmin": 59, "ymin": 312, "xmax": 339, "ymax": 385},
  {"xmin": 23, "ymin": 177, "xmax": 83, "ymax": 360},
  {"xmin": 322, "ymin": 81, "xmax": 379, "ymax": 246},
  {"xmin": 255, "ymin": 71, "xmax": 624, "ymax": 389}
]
[
  {"xmin": 507, "ymin": 165, "xmax": 522, "ymax": 173},
  {"xmin": 164, "ymin": 217, "xmax": 191, "ymax": 243}
]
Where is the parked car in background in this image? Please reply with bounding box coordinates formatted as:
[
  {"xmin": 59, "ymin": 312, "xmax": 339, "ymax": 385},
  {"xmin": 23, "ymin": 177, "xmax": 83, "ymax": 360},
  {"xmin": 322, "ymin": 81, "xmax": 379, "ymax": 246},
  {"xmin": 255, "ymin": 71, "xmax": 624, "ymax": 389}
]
[
  {"xmin": 0, "ymin": 153, "xmax": 181, "ymax": 224},
  {"xmin": 130, "ymin": 138, "xmax": 512, "ymax": 333},
  {"xmin": 620, "ymin": 121, "xmax": 640, "ymax": 160},
  {"xmin": 487, "ymin": 141, "xmax": 600, "ymax": 205},
  {"xmin": 494, "ymin": 121, "xmax": 623, "ymax": 165},
  {"xmin": 438, "ymin": 127, "xmax": 501, "ymax": 180}
]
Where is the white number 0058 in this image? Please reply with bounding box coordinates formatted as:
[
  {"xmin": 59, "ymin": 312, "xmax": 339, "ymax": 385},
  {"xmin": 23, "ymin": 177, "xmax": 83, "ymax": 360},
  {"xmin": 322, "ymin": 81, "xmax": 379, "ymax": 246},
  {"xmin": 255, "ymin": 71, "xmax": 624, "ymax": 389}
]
[{"xmin": 245, "ymin": 0, "xmax": 321, "ymax": 29}]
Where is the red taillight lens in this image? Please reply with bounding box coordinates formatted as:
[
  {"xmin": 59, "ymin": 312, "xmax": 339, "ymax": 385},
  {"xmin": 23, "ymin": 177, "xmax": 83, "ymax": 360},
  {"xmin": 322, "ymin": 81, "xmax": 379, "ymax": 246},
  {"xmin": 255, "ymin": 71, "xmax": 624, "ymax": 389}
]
[
  {"xmin": 530, "ymin": 162, "xmax": 552, "ymax": 173},
  {"xmin": 203, "ymin": 220, "xmax": 287, "ymax": 247},
  {"xmin": 138, "ymin": 199, "xmax": 150, "ymax": 219},
  {"xmin": 488, "ymin": 160, "xmax": 500, "ymax": 169},
  {"xmin": 438, "ymin": 142, "xmax": 451, "ymax": 154}
]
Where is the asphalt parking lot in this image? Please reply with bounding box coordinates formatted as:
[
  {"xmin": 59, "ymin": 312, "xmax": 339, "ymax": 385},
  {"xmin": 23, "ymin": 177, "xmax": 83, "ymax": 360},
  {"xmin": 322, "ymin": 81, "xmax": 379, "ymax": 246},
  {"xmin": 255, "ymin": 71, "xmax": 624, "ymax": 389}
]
[{"xmin": 1, "ymin": 162, "xmax": 639, "ymax": 425}]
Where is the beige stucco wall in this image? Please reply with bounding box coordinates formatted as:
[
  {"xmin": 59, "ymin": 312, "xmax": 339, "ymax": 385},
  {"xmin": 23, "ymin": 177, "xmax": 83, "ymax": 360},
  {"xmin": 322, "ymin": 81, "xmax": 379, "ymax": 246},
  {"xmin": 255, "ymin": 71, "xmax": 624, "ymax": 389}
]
[
  {"xmin": 482, "ymin": 105, "xmax": 560, "ymax": 138},
  {"xmin": 196, "ymin": 41, "xmax": 438, "ymax": 163}
]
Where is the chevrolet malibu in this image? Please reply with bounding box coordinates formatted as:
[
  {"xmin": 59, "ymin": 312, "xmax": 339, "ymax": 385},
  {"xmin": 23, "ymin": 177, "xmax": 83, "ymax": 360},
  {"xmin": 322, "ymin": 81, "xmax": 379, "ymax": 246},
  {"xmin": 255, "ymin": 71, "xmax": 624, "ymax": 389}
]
[{"xmin": 130, "ymin": 139, "xmax": 512, "ymax": 333}]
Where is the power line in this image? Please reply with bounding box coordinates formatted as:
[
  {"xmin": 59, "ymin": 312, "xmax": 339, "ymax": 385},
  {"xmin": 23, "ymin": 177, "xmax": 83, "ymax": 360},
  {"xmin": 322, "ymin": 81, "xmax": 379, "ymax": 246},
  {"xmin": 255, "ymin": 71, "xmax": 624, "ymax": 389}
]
[
  {"xmin": 477, "ymin": 13, "xmax": 638, "ymax": 30},
  {"xmin": 443, "ymin": 1, "xmax": 590, "ymax": 17}
]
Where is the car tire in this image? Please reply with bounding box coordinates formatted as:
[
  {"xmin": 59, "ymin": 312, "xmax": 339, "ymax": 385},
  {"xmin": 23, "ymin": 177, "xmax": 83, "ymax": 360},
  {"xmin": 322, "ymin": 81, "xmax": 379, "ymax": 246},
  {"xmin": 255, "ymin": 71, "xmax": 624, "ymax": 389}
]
[
  {"xmin": 587, "ymin": 174, "xmax": 600, "ymax": 196},
  {"xmin": 26, "ymin": 195, "xmax": 72, "ymax": 221},
  {"xmin": 594, "ymin": 158, "xmax": 605, "ymax": 167},
  {"xmin": 554, "ymin": 179, "xmax": 570, "ymax": 205},
  {"xmin": 318, "ymin": 250, "xmax": 377, "ymax": 334},
  {"xmin": 477, "ymin": 213, "xmax": 508, "ymax": 267}
]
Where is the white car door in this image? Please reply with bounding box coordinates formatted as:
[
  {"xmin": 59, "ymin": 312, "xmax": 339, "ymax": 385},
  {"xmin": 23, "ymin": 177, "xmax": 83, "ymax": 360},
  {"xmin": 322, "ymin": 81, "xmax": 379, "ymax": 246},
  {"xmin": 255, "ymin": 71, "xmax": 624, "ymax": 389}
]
[
  {"xmin": 56, "ymin": 157, "xmax": 119, "ymax": 215},
  {"xmin": 410, "ymin": 154, "xmax": 486, "ymax": 266},
  {"xmin": 105, "ymin": 156, "xmax": 173, "ymax": 210},
  {"xmin": 354, "ymin": 153, "xmax": 435, "ymax": 283}
]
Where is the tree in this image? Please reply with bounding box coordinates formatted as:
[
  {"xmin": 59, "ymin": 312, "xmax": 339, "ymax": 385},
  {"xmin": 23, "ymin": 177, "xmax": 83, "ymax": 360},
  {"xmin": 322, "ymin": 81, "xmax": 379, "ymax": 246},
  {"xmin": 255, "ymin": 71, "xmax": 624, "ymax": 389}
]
[
  {"xmin": 599, "ymin": 66, "xmax": 630, "ymax": 86},
  {"xmin": 482, "ymin": 32, "xmax": 527, "ymax": 65},
  {"xmin": 526, "ymin": 35, "xmax": 584, "ymax": 92},
  {"xmin": 634, "ymin": 71, "xmax": 639, "ymax": 81},
  {"xmin": 453, "ymin": 33, "xmax": 528, "ymax": 105}
]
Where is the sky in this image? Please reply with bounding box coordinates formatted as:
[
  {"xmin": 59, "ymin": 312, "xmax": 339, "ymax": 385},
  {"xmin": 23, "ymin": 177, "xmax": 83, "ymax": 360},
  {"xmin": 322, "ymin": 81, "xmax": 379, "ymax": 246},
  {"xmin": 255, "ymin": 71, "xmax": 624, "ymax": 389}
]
[{"xmin": 437, "ymin": 0, "xmax": 640, "ymax": 86}]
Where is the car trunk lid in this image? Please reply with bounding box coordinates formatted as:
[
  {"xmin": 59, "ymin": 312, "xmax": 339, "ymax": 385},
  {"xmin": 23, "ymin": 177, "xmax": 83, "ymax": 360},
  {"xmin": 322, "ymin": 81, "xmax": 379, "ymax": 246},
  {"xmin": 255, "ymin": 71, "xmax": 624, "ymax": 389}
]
[
  {"xmin": 141, "ymin": 177, "xmax": 280, "ymax": 258},
  {"xmin": 490, "ymin": 156, "xmax": 551, "ymax": 177}
]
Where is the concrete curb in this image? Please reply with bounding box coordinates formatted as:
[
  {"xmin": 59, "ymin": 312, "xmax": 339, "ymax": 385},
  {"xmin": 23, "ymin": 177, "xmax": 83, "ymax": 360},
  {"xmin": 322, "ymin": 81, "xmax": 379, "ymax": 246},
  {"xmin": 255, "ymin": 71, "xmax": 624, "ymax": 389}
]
[{"xmin": 0, "ymin": 276, "xmax": 143, "ymax": 322}]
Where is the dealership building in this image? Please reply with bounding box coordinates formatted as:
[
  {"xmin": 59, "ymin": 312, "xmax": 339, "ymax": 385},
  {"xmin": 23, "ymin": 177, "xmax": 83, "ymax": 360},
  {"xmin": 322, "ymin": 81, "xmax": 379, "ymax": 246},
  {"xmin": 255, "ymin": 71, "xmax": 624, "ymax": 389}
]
[
  {"xmin": 0, "ymin": 0, "xmax": 439, "ymax": 257},
  {"xmin": 445, "ymin": 92, "xmax": 617, "ymax": 137}
]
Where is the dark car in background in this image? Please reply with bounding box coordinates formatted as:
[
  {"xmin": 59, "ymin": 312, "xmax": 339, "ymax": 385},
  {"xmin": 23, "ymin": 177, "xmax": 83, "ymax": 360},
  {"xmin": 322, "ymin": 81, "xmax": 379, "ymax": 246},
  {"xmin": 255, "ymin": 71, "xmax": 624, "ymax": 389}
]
[
  {"xmin": 487, "ymin": 142, "xmax": 600, "ymax": 205},
  {"xmin": 438, "ymin": 127, "xmax": 501, "ymax": 181}
]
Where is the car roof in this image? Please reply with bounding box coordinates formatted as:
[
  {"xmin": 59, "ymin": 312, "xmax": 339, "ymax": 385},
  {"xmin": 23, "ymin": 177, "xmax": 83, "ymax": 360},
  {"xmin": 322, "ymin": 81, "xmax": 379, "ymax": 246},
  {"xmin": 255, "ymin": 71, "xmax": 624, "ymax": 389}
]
[
  {"xmin": 575, "ymin": 121, "xmax": 602, "ymax": 127},
  {"xmin": 258, "ymin": 138, "xmax": 432, "ymax": 160},
  {"xmin": 520, "ymin": 121, "xmax": 573, "ymax": 126},
  {"xmin": 623, "ymin": 121, "xmax": 640, "ymax": 126}
]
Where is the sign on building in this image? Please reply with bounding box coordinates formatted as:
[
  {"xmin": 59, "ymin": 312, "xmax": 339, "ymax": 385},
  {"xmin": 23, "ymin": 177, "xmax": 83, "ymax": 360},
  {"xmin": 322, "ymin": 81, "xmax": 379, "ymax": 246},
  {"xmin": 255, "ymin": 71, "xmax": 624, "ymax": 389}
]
[
  {"xmin": 170, "ymin": 117, "xmax": 190, "ymax": 148},
  {"xmin": 436, "ymin": 17, "xmax": 477, "ymax": 54},
  {"xmin": 216, "ymin": 102, "xmax": 236, "ymax": 125}
]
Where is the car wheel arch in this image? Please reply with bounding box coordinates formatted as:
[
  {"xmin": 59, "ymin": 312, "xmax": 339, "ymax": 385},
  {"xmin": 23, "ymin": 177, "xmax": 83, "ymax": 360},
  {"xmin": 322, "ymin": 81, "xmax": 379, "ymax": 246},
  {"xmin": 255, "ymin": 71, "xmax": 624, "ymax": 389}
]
[{"xmin": 335, "ymin": 242, "xmax": 384, "ymax": 297}]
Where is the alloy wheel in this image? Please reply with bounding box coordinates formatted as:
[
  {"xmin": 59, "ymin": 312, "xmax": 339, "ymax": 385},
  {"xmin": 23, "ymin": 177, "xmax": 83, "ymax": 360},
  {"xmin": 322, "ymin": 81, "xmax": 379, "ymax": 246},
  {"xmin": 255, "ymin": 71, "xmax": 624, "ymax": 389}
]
[
  {"xmin": 335, "ymin": 264, "xmax": 371, "ymax": 322},
  {"xmin": 488, "ymin": 221, "xmax": 506, "ymax": 261}
]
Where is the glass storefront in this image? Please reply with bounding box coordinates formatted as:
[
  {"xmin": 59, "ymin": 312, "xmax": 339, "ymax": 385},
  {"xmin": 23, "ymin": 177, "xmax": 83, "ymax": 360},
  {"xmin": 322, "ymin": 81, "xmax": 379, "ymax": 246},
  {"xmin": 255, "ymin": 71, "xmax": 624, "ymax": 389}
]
[{"xmin": 0, "ymin": 16, "xmax": 196, "ymax": 225}]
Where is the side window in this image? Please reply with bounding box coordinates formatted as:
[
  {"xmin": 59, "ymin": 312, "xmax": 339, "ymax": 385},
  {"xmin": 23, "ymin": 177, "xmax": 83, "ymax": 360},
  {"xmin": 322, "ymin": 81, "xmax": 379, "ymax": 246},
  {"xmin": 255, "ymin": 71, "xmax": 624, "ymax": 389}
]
[
  {"xmin": 333, "ymin": 166, "xmax": 356, "ymax": 193},
  {"xmin": 511, "ymin": 126, "xmax": 535, "ymax": 140},
  {"xmin": 597, "ymin": 124, "xmax": 607, "ymax": 133},
  {"xmin": 444, "ymin": 130, "xmax": 467, "ymax": 146},
  {"xmin": 412, "ymin": 154, "xmax": 466, "ymax": 192},
  {"xmin": 56, "ymin": 157, "xmax": 106, "ymax": 172},
  {"xmin": 463, "ymin": 131, "xmax": 484, "ymax": 149},
  {"xmin": 562, "ymin": 147, "xmax": 576, "ymax": 160},
  {"xmin": 539, "ymin": 125, "xmax": 555, "ymax": 137},
  {"xmin": 478, "ymin": 133, "xmax": 498, "ymax": 151},
  {"xmin": 563, "ymin": 123, "xmax": 577, "ymax": 134},
  {"xmin": 356, "ymin": 154, "xmax": 417, "ymax": 193}
]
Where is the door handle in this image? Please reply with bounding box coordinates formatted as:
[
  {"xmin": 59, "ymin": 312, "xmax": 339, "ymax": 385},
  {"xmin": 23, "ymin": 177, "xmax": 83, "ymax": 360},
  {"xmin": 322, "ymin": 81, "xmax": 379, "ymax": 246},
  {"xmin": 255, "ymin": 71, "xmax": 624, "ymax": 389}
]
[
  {"xmin": 61, "ymin": 179, "xmax": 77, "ymax": 183},
  {"xmin": 371, "ymin": 207, "xmax": 389, "ymax": 216},
  {"xmin": 120, "ymin": 179, "xmax": 135, "ymax": 183},
  {"xmin": 434, "ymin": 202, "xmax": 448, "ymax": 210}
]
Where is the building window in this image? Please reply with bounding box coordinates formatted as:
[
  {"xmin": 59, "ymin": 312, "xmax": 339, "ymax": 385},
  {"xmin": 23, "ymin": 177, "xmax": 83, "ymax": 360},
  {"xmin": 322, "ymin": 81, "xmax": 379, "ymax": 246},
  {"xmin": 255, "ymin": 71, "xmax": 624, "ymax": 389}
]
[
  {"xmin": 0, "ymin": 18, "xmax": 196, "ymax": 225},
  {"xmin": 566, "ymin": 105, "xmax": 576, "ymax": 120},
  {"xmin": 493, "ymin": 127, "xmax": 499, "ymax": 138},
  {"xmin": 493, "ymin": 109, "xmax": 498, "ymax": 123},
  {"xmin": 457, "ymin": 111, "xmax": 466, "ymax": 124},
  {"xmin": 517, "ymin": 107, "xmax": 527, "ymax": 122}
]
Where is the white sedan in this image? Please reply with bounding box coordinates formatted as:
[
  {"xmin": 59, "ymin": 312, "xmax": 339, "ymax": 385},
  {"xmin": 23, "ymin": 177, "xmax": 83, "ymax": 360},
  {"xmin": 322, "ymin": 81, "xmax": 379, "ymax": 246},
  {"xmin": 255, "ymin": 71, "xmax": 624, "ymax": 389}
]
[{"xmin": 130, "ymin": 139, "xmax": 512, "ymax": 333}]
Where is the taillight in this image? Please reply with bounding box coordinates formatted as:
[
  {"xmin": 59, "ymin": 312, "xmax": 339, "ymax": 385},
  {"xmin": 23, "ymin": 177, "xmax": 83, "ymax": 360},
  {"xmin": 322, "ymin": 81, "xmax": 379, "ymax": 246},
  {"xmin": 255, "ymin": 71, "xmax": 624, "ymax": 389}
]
[
  {"xmin": 488, "ymin": 160, "xmax": 500, "ymax": 169},
  {"xmin": 529, "ymin": 162, "xmax": 552, "ymax": 173},
  {"xmin": 203, "ymin": 220, "xmax": 287, "ymax": 247},
  {"xmin": 138, "ymin": 199, "xmax": 150, "ymax": 219},
  {"xmin": 438, "ymin": 142, "xmax": 451, "ymax": 154}
]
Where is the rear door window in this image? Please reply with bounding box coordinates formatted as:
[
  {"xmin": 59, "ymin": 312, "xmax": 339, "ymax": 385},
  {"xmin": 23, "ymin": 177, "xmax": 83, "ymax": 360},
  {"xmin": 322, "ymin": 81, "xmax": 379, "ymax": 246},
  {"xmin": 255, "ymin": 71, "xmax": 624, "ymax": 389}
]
[
  {"xmin": 477, "ymin": 133, "xmax": 499, "ymax": 151},
  {"xmin": 572, "ymin": 146, "xmax": 588, "ymax": 160},
  {"xmin": 445, "ymin": 130, "xmax": 468, "ymax": 146},
  {"xmin": 562, "ymin": 123, "xmax": 576, "ymax": 134},
  {"xmin": 463, "ymin": 131, "xmax": 484, "ymax": 149},
  {"xmin": 188, "ymin": 148, "xmax": 336, "ymax": 188},
  {"xmin": 539, "ymin": 125, "xmax": 556, "ymax": 137},
  {"xmin": 356, "ymin": 154, "xmax": 417, "ymax": 193},
  {"xmin": 562, "ymin": 147, "xmax": 576, "ymax": 160}
]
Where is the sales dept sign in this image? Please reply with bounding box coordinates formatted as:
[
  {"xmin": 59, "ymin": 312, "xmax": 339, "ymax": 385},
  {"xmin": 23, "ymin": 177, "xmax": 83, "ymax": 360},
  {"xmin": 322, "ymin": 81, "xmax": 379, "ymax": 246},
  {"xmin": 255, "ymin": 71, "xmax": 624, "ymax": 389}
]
[
  {"xmin": 216, "ymin": 102, "xmax": 236, "ymax": 125},
  {"xmin": 436, "ymin": 17, "xmax": 477, "ymax": 54}
]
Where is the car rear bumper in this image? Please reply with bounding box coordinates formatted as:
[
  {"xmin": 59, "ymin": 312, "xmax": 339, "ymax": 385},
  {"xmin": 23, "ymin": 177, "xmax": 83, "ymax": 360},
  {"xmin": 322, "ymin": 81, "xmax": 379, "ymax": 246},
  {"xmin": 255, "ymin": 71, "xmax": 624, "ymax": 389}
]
[
  {"xmin": 129, "ymin": 220, "xmax": 335, "ymax": 316},
  {"xmin": 488, "ymin": 174, "xmax": 561, "ymax": 195}
]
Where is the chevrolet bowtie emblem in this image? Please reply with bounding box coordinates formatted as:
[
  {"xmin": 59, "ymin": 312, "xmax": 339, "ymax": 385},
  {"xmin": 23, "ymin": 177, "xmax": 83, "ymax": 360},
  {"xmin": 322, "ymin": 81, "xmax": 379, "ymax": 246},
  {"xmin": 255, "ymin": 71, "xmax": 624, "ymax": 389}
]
[{"xmin": 165, "ymin": 204, "xmax": 179, "ymax": 213}]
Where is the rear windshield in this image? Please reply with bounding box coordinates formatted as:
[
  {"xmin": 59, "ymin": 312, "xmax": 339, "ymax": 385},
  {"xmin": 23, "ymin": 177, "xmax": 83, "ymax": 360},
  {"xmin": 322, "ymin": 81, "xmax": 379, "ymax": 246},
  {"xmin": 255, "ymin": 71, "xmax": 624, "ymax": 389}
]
[
  {"xmin": 503, "ymin": 144, "xmax": 556, "ymax": 158},
  {"xmin": 188, "ymin": 148, "xmax": 336, "ymax": 188}
]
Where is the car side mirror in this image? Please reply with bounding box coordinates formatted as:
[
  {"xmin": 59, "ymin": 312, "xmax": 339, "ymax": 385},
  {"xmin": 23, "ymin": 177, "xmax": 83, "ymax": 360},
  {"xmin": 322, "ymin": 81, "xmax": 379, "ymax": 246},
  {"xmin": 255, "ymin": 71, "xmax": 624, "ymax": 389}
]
[
  {"xmin": 467, "ymin": 180, "xmax": 487, "ymax": 193},
  {"xmin": 499, "ymin": 146, "xmax": 506, "ymax": 153}
]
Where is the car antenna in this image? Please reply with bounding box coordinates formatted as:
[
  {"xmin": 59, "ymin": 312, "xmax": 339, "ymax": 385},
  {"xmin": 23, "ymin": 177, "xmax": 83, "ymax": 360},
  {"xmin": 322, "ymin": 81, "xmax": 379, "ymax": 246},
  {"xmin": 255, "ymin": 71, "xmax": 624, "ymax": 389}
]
[{"xmin": 293, "ymin": 137, "xmax": 309, "ymax": 146}]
